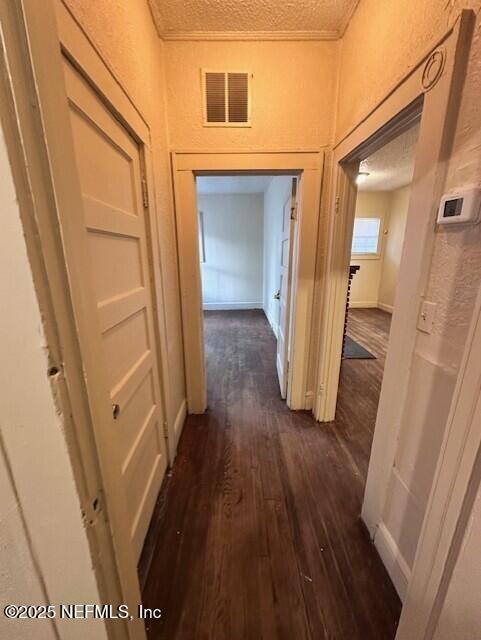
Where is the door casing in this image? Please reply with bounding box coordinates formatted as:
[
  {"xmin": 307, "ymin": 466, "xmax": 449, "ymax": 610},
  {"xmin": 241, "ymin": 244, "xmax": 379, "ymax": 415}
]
[
  {"xmin": 171, "ymin": 152, "xmax": 324, "ymax": 414},
  {"xmin": 7, "ymin": 1, "xmax": 177, "ymax": 638},
  {"xmin": 314, "ymin": 7, "xmax": 474, "ymax": 605}
]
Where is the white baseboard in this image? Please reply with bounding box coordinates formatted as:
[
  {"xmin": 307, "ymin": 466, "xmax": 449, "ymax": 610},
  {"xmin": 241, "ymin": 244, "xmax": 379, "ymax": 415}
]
[
  {"xmin": 203, "ymin": 302, "xmax": 263, "ymax": 311},
  {"xmin": 169, "ymin": 399, "xmax": 187, "ymax": 462},
  {"xmin": 304, "ymin": 390, "xmax": 314, "ymax": 410},
  {"xmin": 349, "ymin": 301, "xmax": 378, "ymax": 308},
  {"xmin": 374, "ymin": 522, "xmax": 410, "ymax": 602},
  {"xmin": 264, "ymin": 308, "xmax": 278, "ymax": 338},
  {"xmin": 378, "ymin": 302, "xmax": 394, "ymax": 314},
  {"xmin": 349, "ymin": 301, "xmax": 394, "ymax": 314}
]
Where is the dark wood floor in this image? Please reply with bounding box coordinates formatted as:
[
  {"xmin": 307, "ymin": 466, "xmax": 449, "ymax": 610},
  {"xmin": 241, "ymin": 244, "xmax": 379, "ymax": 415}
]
[{"xmin": 141, "ymin": 308, "xmax": 400, "ymax": 639}]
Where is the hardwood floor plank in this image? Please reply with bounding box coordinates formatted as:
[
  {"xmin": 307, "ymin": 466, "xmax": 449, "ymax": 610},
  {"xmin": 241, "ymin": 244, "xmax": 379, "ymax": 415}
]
[{"xmin": 141, "ymin": 308, "xmax": 401, "ymax": 639}]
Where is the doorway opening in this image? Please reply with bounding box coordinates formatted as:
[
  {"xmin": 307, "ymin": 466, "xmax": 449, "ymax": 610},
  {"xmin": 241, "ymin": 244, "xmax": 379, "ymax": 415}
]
[
  {"xmin": 336, "ymin": 119, "xmax": 421, "ymax": 534},
  {"xmin": 196, "ymin": 174, "xmax": 298, "ymax": 402},
  {"xmin": 171, "ymin": 151, "xmax": 324, "ymax": 416}
]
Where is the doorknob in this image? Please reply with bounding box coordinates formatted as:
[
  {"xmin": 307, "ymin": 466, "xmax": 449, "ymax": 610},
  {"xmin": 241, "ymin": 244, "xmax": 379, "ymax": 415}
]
[
  {"xmin": 112, "ymin": 403, "xmax": 120, "ymax": 420},
  {"xmin": 274, "ymin": 290, "xmax": 281, "ymax": 300}
]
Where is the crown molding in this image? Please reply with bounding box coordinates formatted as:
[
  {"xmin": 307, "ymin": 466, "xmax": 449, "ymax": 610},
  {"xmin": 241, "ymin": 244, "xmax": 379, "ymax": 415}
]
[
  {"xmin": 338, "ymin": 0, "xmax": 361, "ymax": 37},
  {"xmin": 160, "ymin": 29, "xmax": 340, "ymax": 42}
]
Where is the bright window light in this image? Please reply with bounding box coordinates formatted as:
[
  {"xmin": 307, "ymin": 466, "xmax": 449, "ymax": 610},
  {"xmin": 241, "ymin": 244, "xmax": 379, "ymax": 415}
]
[{"xmin": 351, "ymin": 217, "xmax": 381, "ymax": 255}]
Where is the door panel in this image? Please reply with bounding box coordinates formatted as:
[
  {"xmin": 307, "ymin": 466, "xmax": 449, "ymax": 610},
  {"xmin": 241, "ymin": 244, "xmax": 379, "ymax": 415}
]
[
  {"xmin": 276, "ymin": 179, "xmax": 297, "ymax": 398},
  {"xmin": 63, "ymin": 59, "xmax": 167, "ymax": 560}
]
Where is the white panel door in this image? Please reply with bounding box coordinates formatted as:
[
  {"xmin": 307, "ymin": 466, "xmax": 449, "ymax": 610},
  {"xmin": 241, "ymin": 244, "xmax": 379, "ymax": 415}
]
[
  {"xmin": 276, "ymin": 179, "xmax": 297, "ymax": 398},
  {"xmin": 63, "ymin": 59, "xmax": 167, "ymax": 560}
]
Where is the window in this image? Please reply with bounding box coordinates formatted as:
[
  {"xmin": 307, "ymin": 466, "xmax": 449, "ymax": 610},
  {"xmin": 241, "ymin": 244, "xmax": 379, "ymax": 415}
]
[{"xmin": 351, "ymin": 217, "xmax": 382, "ymax": 255}]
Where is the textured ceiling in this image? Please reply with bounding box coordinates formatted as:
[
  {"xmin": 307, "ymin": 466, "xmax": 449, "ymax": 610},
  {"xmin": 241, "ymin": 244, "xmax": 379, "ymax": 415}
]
[
  {"xmin": 150, "ymin": 0, "xmax": 359, "ymax": 39},
  {"xmin": 196, "ymin": 176, "xmax": 274, "ymax": 194},
  {"xmin": 359, "ymin": 123, "xmax": 421, "ymax": 192}
]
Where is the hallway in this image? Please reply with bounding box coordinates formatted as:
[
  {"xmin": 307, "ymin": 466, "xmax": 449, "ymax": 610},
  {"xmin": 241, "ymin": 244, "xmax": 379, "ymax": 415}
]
[{"xmin": 141, "ymin": 309, "xmax": 400, "ymax": 639}]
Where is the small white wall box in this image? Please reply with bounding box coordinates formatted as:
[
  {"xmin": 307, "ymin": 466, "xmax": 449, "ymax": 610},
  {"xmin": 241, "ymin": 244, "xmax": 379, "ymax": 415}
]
[{"xmin": 437, "ymin": 188, "xmax": 481, "ymax": 225}]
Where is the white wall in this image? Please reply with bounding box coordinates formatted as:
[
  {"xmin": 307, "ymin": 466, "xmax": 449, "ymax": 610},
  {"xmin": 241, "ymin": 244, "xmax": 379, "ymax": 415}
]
[
  {"xmin": 0, "ymin": 126, "xmax": 106, "ymax": 639},
  {"xmin": 198, "ymin": 193, "xmax": 264, "ymax": 309},
  {"xmin": 378, "ymin": 186, "xmax": 410, "ymax": 313},
  {"xmin": 349, "ymin": 191, "xmax": 391, "ymax": 307},
  {"xmin": 263, "ymin": 176, "xmax": 293, "ymax": 336}
]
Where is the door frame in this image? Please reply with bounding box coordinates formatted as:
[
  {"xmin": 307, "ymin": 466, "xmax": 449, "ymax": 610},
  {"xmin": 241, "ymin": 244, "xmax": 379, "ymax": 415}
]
[
  {"xmin": 395, "ymin": 279, "xmax": 481, "ymax": 636},
  {"xmin": 5, "ymin": 1, "xmax": 175, "ymax": 638},
  {"xmin": 171, "ymin": 152, "xmax": 324, "ymax": 413},
  {"xmin": 54, "ymin": 0, "xmax": 176, "ymax": 463},
  {"xmin": 315, "ymin": 10, "xmax": 473, "ymax": 546}
]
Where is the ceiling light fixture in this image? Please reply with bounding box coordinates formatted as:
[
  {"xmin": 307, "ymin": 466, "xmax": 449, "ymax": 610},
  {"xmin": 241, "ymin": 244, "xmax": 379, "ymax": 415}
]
[{"xmin": 356, "ymin": 171, "xmax": 370, "ymax": 185}]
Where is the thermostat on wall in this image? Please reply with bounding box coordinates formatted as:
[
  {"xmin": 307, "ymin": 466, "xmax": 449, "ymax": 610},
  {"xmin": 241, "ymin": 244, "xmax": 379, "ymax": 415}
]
[{"xmin": 437, "ymin": 188, "xmax": 481, "ymax": 225}]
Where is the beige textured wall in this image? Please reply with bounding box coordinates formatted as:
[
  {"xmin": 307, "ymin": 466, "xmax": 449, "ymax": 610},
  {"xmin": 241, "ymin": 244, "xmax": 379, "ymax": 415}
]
[
  {"xmin": 378, "ymin": 186, "xmax": 410, "ymax": 312},
  {"xmin": 340, "ymin": 0, "xmax": 481, "ymax": 593},
  {"xmin": 164, "ymin": 40, "xmax": 338, "ymax": 150},
  {"xmin": 61, "ymin": 0, "xmax": 186, "ymax": 430},
  {"xmin": 349, "ymin": 191, "xmax": 391, "ymax": 307}
]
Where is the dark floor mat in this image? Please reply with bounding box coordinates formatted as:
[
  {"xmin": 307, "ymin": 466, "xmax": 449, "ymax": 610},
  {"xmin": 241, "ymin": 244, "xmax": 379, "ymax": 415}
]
[{"xmin": 343, "ymin": 335, "xmax": 376, "ymax": 359}]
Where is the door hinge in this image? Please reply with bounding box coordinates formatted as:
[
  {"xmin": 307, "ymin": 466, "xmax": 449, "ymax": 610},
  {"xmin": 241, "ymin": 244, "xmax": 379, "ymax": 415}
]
[
  {"xmin": 141, "ymin": 177, "xmax": 149, "ymax": 208},
  {"xmin": 335, "ymin": 196, "xmax": 340, "ymax": 214}
]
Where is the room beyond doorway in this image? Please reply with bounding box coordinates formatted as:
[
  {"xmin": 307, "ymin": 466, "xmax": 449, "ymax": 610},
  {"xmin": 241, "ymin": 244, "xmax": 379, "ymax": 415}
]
[
  {"xmin": 196, "ymin": 174, "xmax": 297, "ymax": 401},
  {"xmin": 171, "ymin": 151, "xmax": 324, "ymax": 414}
]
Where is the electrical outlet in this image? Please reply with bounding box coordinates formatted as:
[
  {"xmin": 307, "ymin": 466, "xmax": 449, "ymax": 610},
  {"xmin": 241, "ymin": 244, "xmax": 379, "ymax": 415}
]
[{"xmin": 417, "ymin": 300, "xmax": 437, "ymax": 334}]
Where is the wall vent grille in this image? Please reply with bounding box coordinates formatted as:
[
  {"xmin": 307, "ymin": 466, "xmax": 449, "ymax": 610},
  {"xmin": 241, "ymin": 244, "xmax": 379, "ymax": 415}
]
[{"xmin": 202, "ymin": 70, "xmax": 251, "ymax": 127}]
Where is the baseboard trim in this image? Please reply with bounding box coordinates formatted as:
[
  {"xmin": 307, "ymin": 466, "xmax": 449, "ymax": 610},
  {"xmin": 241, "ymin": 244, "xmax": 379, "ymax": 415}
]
[
  {"xmin": 171, "ymin": 399, "xmax": 187, "ymax": 460},
  {"xmin": 203, "ymin": 302, "xmax": 263, "ymax": 311},
  {"xmin": 264, "ymin": 309, "xmax": 279, "ymax": 338},
  {"xmin": 305, "ymin": 390, "xmax": 314, "ymax": 410},
  {"xmin": 348, "ymin": 301, "xmax": 394, "ymax": 314},
  {"xmin": 374, "ymin": 522, "xmax": 410, "ymax": 602},
  {"xmin": 349, "ymin": 301, "xmax": 378, "ymax": 309},
  {"xmin": 378, "ymin": 302, "xmax": 394, "ymax": 314}
]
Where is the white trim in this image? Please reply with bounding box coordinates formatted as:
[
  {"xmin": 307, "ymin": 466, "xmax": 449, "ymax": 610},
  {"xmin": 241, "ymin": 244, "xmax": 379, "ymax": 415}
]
[
  {"xmin": 161, "ymin": 30, "xmax": 339, "ymax": 42},
  {"xmin": 374, "ymin": 523, "xmax": 410, "ymax": 602},
  {"xmin": 171, "ymin": 399, "xmax": 187, "ymax": 459},
  {"xmin": 172, "ymin": 151, "xmax": 323, "ymax": 414},
  {"xmin": 378, "ymin": 302, "xmax": 394, "ymax": 314},
  {"xmin": 264, "ymin": 308, "xmax": 279, "ymax": 338},
  {"xmin": 348, "ymin": 301, "xmax": 378, "ymax": 309},
  {"xmin": 304, "ymin": 390, "xmax": 314, "ymax": 410},
  {"xmin": 396, "ymin": 278, "xmax": 481, "ymax": 639},
  {"xmin": 203, "ymin": 302, "xmax": 264, "ymax": 310}
]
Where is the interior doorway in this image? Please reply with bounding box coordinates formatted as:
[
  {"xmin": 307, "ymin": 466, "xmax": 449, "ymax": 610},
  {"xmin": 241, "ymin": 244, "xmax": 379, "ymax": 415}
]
[
  {"xmin": 196, "ymin": 174, "xmax": 297, "ymax": 400},
  {"xmin": 171, "ymin": 151, "xmax": 324, "ymax": 415},
  {"xmin": 336, "ymin": 119, "xmax": 421, "ymax": 540}
]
